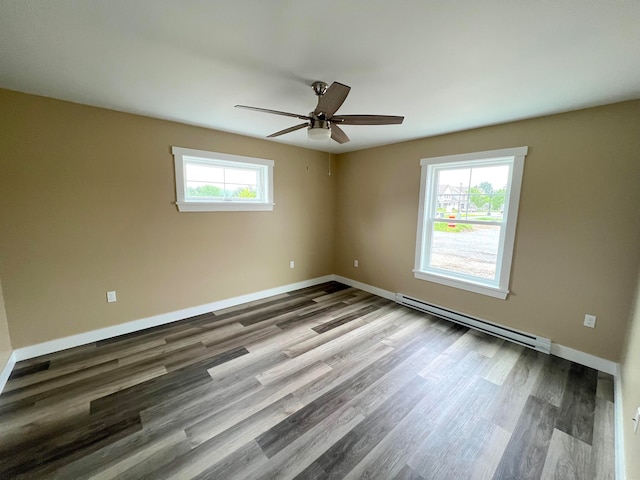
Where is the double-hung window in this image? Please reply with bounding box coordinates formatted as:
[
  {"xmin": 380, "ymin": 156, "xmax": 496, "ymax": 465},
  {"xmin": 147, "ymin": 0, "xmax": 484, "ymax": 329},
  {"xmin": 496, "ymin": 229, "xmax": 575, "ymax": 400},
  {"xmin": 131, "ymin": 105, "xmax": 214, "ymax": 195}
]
[
  {"xmin": 414, "ymin": 147, "xmax": 527, "ymax": 299},
  {"xmin": 172, "ymin": 147, "xmax": 274, "ymax": 212}
]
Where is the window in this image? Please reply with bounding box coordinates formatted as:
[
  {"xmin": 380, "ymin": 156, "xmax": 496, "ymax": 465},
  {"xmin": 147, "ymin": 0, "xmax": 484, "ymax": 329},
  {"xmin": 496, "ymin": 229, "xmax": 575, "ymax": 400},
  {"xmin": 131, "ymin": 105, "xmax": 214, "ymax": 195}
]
[
  {"xmin": 172, "ymin": 147, "xmax": 274, "ymax": 212},
  {"xmin": 414, "ymin": 147, "xmax": 527, "ymax": 299}
]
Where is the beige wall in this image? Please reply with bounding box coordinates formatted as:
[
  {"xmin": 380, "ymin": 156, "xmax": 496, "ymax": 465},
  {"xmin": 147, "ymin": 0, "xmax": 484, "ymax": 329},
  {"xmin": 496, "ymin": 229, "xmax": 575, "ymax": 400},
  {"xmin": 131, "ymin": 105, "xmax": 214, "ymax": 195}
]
[
  {"xmin": 0, "ymin": 89, "xmax": 335, "ymax": 348},
  {"xmin": 621, "ymin": 266, "xmax": 640, "ymax": 478},
  {"xmin": 334, "ymin": 101, "xmax": 640, "ymax": 361},
  {"xmin": 0, "ymin": 276, "xmax": 12, "ymax": 372}
]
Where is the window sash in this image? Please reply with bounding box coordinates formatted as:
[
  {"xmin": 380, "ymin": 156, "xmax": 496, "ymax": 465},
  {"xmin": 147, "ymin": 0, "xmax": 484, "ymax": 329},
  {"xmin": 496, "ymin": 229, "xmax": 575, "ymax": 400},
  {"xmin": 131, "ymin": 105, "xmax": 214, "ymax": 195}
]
[
  {"xmin": 424, "ymin": 220, "xmax": 505, "ymax": 285},
  {"xmin": 172, "ymin": 146, "xmax": 274, "ymax": 212},
  {"xmin": 414, "ymin": 147, "xmax": 527, "ymax": 299},
  {"xmin": 184, "ymin": 159, "xmax": 265, "ymax": 202}
]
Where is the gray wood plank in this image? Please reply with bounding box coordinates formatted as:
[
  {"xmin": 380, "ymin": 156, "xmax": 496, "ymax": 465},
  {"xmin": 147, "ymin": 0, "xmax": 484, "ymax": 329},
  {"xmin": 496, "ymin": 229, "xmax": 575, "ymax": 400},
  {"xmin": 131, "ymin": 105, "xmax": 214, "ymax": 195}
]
[
  {"xmin": 408, "ymin": 376, "xmax": 507, "ymax": 480},
  {"xmin": 485, "ymin": 347, "xmax": 545, "ymax": 432},
  {"xmin": 311, "ymin": 375, "xmax": 430, "ymax": 478},
  {"xmin": 343, "ymin": 368, "xmax": 476, "ymax": 479},
  {"xmin": 256, "ymin": 330, "xmax": 441, "ymax": 459},
  {"xmin": 492, "ymin": 395, "xmax": 558, "ymax": 480},
  {"xmin": 590, "ymin": 396, "xmax": 615, "ymax": 480},
  {"xmin": 555, "ymin": 363, "xmax": 598, "ymax": 445},
  {"xmin": 187, "ymin": 361, "xmax": 332, "ymax": 447},
  {"xmin": 596, "ymin": 371, "xmax": 614, "ymax": 402},
  {"xmin": 0, "ymin": 409, "xmax": 143, "ymax": 478},
  {"xmin": 533, "ymin": 354, "xmax": 571, "ymax": 407},
  {"xmin": 253, "ymin": 405, "xmax": 365, "ymax": 480},
  {"xmin": 89, "ymin": 346, "xmax": 249, "ymax": 416},
  {"xmin": 7, "ymin": 360, "xmax": 50, "ymax": 380},
  {"xmin": 540, "ymin": 428, "xmax": 592, "ymax": 480},
  {"xmin": 52, "ymin": 424, "xmax": 191, "ymax": 479},
  {"xmin": 191, "ymin": 440, "xmax": 268, "ymax": 480},
  {"xmin": 312, "ymin": 304, "xmax": 380, "ymax": 334},
  {"xmin": 392, "ymin": 465, "xmax": 426, "ymax": 480},
  {"xmin": 152, "ymin": 394, "xmax": 303, "ymax": 479}
]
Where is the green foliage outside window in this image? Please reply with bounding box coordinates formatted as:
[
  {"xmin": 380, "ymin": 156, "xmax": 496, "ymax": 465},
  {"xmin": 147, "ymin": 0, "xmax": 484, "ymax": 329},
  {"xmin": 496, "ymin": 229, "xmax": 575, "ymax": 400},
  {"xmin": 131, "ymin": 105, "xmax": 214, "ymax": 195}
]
[
  {"xmin": 187, "ymin": 185, "xmax": 223, "ymax": 197},
  {"xmin": 187, "ymin": 185, "xmax": 257, "ymax": 199},
  {"xmin": 434, "ymin": 222, "xmax": 474, "ymax": 233},
  {"xmin": 233, "ymin": 187, "xmax": 257, "ymax": 198},
  {"xmin": 468, "ymin": 183, "xmax": 506, "ymax": 215}
]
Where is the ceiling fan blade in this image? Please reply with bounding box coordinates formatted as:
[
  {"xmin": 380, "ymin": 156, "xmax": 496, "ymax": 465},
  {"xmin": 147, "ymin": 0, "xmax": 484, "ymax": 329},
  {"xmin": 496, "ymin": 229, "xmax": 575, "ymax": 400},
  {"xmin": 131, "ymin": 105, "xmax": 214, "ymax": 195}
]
[
  {"xmin": 315, "ymin": 82, "xmax": 351, "ymax": 117},
  {"xmin": 331, "ymin": 114, "xmax": 404, "ymax": 125},
  {"xmin": 235, "ymin": 105, "xmax": 310, "ymax": 121},
  {"xmin": 267, "ymin": 122, "xmax": 309, "ymax": 138},
  {"xmin": 331, "ymin": 124, "xmax": 350, "ymax": 144}
]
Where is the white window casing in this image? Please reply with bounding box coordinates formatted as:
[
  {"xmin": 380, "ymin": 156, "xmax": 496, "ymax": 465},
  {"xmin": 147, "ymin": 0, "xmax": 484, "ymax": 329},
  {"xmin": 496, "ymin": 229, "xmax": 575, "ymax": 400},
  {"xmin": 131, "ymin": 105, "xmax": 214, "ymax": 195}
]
[
  {"xmin": 414, "ymin": 146, "xmax": 527, "ymax": 299},
  {"xmin": 172, "ymin": 146, "xmax": 274, "ymax": 212}
]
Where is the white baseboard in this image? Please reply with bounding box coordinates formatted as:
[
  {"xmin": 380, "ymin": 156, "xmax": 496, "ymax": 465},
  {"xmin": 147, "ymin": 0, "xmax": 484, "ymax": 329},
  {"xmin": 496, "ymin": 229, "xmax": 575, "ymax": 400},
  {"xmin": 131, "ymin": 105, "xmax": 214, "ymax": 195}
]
[
  {"xmin": 332, "ymin": 275, "xmax": 395, "ymax": 300},
  {"xmin": 13, "ymin": 275, "xmax": 334, "ymax": 362},
  {"xmin": 614, "ymin": 363, "xmax": 626, "ymax": 480},
  {"xmin": 0, "ymin": 351, "xmax": 17, "ymax": 394},
  {"xmin": 549, "ymin": 343, "xmax": 618, "ymax": 376}
]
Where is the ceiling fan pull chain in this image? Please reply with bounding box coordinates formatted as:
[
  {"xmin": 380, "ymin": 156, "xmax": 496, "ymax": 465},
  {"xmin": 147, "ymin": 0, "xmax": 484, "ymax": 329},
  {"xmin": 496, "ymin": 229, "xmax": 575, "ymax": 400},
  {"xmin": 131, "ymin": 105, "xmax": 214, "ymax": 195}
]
[{"xmin": 327, "ymin": 136, "xmax": 332, "ymax": 176}]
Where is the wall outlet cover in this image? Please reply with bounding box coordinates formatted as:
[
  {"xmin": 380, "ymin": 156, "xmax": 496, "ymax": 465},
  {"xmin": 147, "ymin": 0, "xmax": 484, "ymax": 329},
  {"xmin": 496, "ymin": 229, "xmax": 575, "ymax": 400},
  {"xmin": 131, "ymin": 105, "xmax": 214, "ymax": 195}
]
[{"xmin": 583, "ymin": 314, "xmax": 596, "ymax": 328}]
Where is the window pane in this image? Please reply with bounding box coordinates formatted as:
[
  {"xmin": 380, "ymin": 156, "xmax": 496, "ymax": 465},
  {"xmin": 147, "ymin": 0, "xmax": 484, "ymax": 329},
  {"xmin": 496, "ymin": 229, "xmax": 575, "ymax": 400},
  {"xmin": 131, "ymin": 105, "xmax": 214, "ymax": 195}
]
[
  {"xmin": 228, "ymin": 184, "xmax": 258, "ymax": 199},
  {"xmin": 186, "ymin": 182, "xmax": 225, "ymax": 198},
  {"xmin": 435, "ymin": 164, "xmax": 509, "ymax": 221},
  {"xmin": 429, "ymin": 222, "xmax": 501, "ymax": 280},
  {"xmin": 185, "ymin": 163, "xmax": 224, "ymax": 183},
  {"xmin": 224, "ymin": 168, "xmax": 258, "ymax": 185}
]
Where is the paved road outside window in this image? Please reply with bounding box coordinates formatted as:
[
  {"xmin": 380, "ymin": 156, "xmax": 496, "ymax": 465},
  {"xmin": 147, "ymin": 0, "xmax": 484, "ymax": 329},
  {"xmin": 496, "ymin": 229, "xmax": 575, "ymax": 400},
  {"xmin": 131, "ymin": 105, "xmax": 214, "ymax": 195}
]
[{"xmin": 431, "ymin": 225, "xmax": 500, "ymax": 279}]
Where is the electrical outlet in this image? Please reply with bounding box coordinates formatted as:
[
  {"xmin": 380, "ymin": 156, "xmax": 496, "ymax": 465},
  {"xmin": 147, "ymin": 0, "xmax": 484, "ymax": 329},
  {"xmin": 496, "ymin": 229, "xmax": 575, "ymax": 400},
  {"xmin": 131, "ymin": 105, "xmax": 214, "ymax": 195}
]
[
  {"xmin": 106, "ymin": 291, "xmax": 117, "ymax": 303},
  {"xmin": 583, "ymin": 314, "xmax": 596, "ymax": 328},
  {"xmin": 634, "ymin": 407, "xmax": 640, "ymax": 434},
  {"xmin": 289, "ymin": 260, "xmax": 295, "ymax": 269},
  {"xmin": 354, "ymin": 260, "xmax": 359, "ymax": 267}
]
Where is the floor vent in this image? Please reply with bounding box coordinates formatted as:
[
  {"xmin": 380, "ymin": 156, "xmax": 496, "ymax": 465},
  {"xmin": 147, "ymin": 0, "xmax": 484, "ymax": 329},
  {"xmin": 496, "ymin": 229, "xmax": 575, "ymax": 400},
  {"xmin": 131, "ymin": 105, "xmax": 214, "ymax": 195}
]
[{"xmin": 395, "ymin": 293, "xmax": 551, "ymax": 354}]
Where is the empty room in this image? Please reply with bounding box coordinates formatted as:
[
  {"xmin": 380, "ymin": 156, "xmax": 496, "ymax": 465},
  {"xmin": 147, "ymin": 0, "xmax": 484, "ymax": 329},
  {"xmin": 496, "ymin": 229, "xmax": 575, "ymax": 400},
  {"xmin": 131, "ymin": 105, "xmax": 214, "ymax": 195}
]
[{"xmin": 1, "ymin": 1, "xmax": 639, "ymax": 479}]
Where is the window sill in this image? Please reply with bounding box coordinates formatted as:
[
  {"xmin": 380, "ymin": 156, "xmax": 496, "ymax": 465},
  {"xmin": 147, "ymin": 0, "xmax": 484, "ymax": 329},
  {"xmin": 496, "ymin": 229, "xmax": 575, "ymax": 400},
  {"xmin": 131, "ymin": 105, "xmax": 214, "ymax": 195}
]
[
  {"xmin": 413, "ymin": 270, "xmax": 508, "ymax": 299},
  {"xmin": 176, "ymin": 201, "xmax": 274, "ymax": 212}
]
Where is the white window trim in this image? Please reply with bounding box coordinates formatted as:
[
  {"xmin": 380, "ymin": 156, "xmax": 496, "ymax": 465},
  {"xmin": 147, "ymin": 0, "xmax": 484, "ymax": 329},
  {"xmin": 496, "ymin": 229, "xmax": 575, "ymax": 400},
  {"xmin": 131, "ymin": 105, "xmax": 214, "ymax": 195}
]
[
  {"xmin": 172, "ymin": 146, "xmax": 274, "ymax": 212},
  {"xmin": 414, "ymin": 146, "xmax": 527, "ymax": 299}
]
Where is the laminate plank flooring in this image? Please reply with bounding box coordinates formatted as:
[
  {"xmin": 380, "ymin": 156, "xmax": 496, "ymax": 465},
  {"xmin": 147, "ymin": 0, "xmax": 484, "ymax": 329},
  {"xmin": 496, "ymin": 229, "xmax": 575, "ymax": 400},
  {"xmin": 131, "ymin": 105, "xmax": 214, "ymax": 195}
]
[{"xmin": 0, "ymin": 281, "xmax": 615, "ymax": 479}]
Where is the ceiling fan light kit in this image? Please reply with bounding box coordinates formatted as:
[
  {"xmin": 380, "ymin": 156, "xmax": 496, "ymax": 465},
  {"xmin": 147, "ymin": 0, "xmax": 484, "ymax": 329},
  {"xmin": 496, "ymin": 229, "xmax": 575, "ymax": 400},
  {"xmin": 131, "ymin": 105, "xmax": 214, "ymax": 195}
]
[
  {"xmin": 308, "ymin": 126, "xmax": 331, "ymax": 140},
  {"xmin": 236, "ymin": 81, "xmax": 404, "ymax": 144}
]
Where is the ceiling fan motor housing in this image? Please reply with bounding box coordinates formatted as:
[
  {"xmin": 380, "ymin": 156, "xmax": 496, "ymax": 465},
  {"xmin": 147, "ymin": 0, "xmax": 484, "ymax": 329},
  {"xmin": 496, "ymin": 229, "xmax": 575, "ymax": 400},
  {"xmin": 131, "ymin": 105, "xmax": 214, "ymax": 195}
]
[{"xmin": 309, "ymin": 114, "xmax": 330, "ymax": 130}]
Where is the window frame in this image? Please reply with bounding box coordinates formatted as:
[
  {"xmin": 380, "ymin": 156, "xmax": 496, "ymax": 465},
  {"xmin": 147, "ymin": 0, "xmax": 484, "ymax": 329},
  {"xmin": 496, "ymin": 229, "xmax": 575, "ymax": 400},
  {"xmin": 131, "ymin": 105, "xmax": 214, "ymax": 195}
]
[
  {"xmin": 172, "ymin": 146, "xmax": 274, "ymax": 212},
  {"xmin": 414, "ymin": 146, "xmax": 527, "ymax": 299}
]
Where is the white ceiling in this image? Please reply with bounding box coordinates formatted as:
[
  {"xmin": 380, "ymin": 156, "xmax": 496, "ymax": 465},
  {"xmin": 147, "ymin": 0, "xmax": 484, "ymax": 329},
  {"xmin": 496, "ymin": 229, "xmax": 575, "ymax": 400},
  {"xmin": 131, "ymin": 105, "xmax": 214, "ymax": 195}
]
[{"xmin": 1, "ymin": 1, "xmax": 639, "ymax": 153}]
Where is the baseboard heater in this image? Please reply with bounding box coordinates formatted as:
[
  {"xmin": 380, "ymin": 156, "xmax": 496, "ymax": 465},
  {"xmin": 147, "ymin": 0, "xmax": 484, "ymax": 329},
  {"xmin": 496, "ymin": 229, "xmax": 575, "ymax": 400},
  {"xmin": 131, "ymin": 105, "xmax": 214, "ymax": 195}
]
[{"xmin": 395, "ymin": 293, "xmax": 551, "ymax": 354}]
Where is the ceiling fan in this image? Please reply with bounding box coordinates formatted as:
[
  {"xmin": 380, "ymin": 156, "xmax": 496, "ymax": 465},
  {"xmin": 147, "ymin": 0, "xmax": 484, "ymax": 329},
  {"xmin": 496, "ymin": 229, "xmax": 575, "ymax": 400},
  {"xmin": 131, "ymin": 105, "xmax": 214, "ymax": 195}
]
[{"xmin": 235, "ymin": 81, "xmax": 404, "ymax": 144}]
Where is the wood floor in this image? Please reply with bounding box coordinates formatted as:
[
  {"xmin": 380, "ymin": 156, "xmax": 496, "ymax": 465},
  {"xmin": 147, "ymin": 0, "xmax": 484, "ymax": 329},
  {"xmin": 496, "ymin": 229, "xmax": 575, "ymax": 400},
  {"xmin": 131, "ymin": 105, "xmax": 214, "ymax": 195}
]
[{"xmin": 0, "ymin": 282, "xmax": 615, "ymax": 479}]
